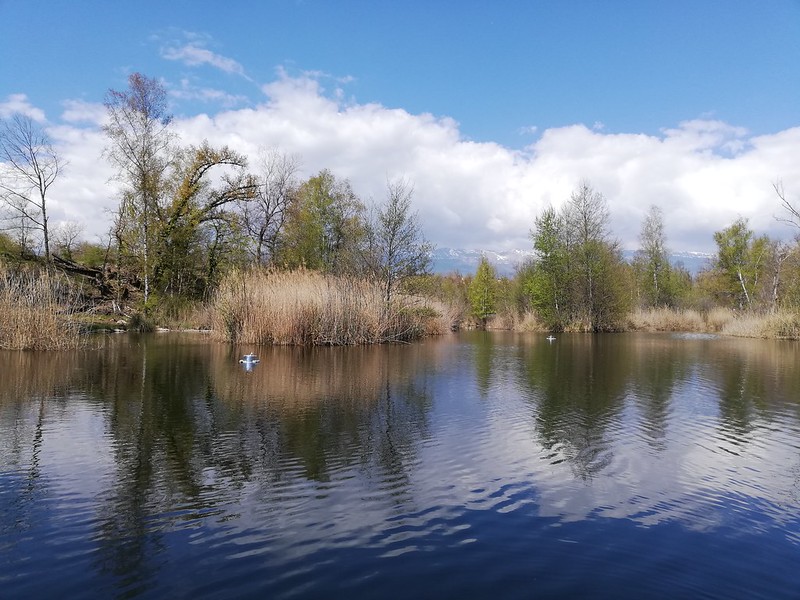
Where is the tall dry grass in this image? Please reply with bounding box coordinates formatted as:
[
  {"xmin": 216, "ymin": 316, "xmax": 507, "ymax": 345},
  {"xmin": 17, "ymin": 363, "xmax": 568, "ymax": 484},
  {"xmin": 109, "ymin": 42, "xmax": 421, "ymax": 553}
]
[
  {"xmin": 721, "ymin": 311, "xmax": 800, "ymax": 339},
  {"xmin": 626, "ymin": 307, "xmax": 737, "ymax": 333},
  {"xmin": 705, "ymin": 307, "xmax": 736, "ymax": 332},
  {"xmin": 0, "ymin": 267, "xmax": 84, "ymax": 350},
  {"xmin": 627, "ymin": 306, "xmax": 800, "ymax": 339},
  {"xmin": 627, "ymin": 307, "xmax": 707, "ymax": 332},
  {"xmin": 210, "ymin": 269, "xmax": 449, "ymax": 346}
]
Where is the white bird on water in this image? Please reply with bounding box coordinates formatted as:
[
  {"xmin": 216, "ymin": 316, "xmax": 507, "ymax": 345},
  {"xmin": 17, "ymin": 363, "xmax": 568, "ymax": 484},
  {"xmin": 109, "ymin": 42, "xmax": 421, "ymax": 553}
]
[
  {"xmin": 239, "ymin": 354, "xmax": 261, "ymax": 371},
  {"xmin": 546, "ymin": 335, "xmax": 556, "ymax": 342}
]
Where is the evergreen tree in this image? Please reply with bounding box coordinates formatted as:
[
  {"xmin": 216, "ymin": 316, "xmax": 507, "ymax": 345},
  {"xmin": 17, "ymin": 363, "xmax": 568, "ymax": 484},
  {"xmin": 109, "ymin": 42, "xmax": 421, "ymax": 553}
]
[{"xmin": 469, "ymin": 255, "xmax": 497, "ymax": 325}]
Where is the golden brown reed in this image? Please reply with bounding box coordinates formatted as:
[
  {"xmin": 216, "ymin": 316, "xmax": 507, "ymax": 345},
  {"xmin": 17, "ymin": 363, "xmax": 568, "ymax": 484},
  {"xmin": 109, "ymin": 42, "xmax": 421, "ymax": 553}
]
[
  {"xmin": 627, "ymin": 306, "xmax": 799, "ymax": 339},
  {"xmin": 0, "ymin": 267, "xmax": 84, "ymax": 350},
  {"xmin": 721, "ymin": 311, "xmax": 800, "ymax": 339},
  {"xmin": 705, "ymin": 307, "xmax": 735, "ymax": 332},
  {"xmin": 498, "ymin": 310, "xmax": 547, "ymax": 332},
  {"xmin": 210, "ymin": 268, "xmax": 448, "ymax": 346},
  {"xmin": 627, "ymin": 307, "xmax": 706, "ymax": 332}
]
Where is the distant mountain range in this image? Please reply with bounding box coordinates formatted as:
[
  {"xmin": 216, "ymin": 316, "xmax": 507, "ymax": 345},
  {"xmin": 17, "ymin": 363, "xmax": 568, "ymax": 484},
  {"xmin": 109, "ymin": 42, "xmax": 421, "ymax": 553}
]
[{"xmin": 429, "ymin": 247, "xmax": 713, "ymax": 277}]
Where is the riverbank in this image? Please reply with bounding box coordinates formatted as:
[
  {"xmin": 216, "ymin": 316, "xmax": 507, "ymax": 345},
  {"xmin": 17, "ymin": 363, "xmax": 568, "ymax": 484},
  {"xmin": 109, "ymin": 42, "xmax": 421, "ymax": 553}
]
[{"xmin": 3, "ymin": 265, "xmax": 798, "ymax": 350}]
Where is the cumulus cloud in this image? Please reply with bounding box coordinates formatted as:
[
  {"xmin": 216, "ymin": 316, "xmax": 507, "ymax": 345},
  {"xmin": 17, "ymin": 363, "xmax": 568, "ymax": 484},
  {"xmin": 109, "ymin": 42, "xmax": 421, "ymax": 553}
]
[
  {"xmin": 60, "ymin": 99, "xmax": 106, "ymax": 125},
  {"xmin": 0, "ymin": 93, "xmax": 47, "ymax": 121},
  {"xmin": 12, "ymin": 72, "xmax": 800, "ymax": 254}
]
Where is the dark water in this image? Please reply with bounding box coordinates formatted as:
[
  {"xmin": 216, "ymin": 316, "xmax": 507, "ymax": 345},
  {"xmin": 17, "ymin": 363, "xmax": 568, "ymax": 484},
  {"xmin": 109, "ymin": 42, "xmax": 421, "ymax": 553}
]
[{"xmin": 1, "ymin": 332, "xmax": 799, "ymax": 599}]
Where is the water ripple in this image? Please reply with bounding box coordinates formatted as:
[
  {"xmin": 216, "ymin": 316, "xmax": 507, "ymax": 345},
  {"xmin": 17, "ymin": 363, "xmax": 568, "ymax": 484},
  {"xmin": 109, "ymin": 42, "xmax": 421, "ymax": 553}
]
[{"xmin": 3, "ymin": 333, "xmax": 800, "ymax": 598}]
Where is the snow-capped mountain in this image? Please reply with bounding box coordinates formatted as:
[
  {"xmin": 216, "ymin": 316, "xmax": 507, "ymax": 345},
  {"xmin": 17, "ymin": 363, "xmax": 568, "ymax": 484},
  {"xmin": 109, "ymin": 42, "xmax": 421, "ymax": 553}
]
[
  {"xmin": 429, "ymin": 248, "xmax": 534, "ymax": 277},
  {"xmin": 429, "ymin": 247, "xmax": 713, "ymax": 277}
]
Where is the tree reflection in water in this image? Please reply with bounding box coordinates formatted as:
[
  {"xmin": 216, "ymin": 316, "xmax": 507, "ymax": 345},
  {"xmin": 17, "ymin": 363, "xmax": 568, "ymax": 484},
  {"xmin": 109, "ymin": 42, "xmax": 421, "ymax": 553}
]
[
  {"xmin": 0, "ymin": 335, "xmax": 437, "ymax": 591},
  {"xmin": 1, "ymin": 332, "xmax": 800, "ymax": 597}
]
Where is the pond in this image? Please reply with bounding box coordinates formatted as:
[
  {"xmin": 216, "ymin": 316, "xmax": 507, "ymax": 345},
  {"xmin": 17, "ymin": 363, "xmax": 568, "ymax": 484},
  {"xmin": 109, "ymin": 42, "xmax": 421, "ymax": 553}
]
[{"xmin": 1, "ymin": 332, "xmax": 799, "ymax": 599}]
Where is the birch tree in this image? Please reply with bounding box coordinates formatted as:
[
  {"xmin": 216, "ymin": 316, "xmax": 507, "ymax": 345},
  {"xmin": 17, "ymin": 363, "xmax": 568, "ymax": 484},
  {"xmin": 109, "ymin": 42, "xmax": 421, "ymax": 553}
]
[
  {"xmin": 103, "ymin": 72, "xmax": 175, "ymax": 305},
  {"xmin": 713, "ymin": 217, "xmax": 768, "ymax": 310},
  {"xmin": 634, "ymin": 205, "xmax": 673, "ymax": 307},
  {"xmin": 277, "ymin": 169, "xmax": 365, "ymax": 273}
]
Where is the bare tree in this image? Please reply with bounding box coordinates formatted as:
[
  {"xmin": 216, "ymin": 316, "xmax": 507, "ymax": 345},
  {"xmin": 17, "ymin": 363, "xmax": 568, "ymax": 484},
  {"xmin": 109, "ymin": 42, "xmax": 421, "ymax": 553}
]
[
  {"xmin": 365, "ymin": 178, "xmax": 432, "ymax": 303},
  {"xmin": 0, "ymin": 114, "xmax": 63, "ymax": 266},
  {"xmin": 239, "ymin": 148, "xmax": 300, "ymax": 265},
  {"xmin": 103, "ymin": 72, "xmax": 175, "ymax": 305},
  {"xmin": 774, "ymin": 181, "xmax": 800, "ymax": 230},
  {"xmin": 51, "ymin": 220, "xmax": 85, "ymax": 261},
  {"xmin": 634, "ymin": 205, "xmax": 673, "ymax": 307}
]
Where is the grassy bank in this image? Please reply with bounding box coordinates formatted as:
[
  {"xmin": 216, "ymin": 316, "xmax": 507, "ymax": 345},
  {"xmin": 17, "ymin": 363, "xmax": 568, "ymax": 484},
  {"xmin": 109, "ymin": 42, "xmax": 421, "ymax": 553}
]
[
  {"xmin": 0, "ymin": 268, "xmax": 84, "ymax": 350},
  {"xmin": 210, "ymin": 268, "xmax": 450, "ymax": 346},
  {"xmin": 5, "ymin": 258, "xmax": 797, "ymax": 349}
]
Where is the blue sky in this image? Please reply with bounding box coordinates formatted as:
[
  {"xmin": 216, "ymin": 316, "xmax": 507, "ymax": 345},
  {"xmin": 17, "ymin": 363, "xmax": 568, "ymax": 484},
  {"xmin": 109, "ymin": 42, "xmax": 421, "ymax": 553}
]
[{"xmin": 2, "ymin": 0, "xmax": 800, "ymax": 253}]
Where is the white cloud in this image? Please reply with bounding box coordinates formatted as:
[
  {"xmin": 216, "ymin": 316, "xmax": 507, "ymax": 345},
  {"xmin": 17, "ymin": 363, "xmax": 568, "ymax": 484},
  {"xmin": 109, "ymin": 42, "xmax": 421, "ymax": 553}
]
[
  {"xmin": 11, "ymin": 73, "xmax": 800, "ymax": 254},
  {"xmin": 0, "ymin": 93, "xmax": 47, "ymax": 121},
  {"xmin": 161, "ymin": 43, "xmax": 249, "ymax": 79},
  {"xmin": 60, "ymin": 99, "xmax": 106, "ymax": 125},
  {"xmin": 170, "ymin": 78, "xmax": 248, "ymax": 108},
  {"xmin": 46, "ymin": 123, "xmax": 119, "ymax": 237}
]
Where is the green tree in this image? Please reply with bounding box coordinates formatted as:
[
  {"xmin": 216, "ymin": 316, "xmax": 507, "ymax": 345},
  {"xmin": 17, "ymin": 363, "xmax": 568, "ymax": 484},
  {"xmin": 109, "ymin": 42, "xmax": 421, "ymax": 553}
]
[
  {"xmin": 527, "ymin": 182, "xmax": 628, "ymax": 331},
  {"xmin": 567, "ymin": 182, "xmax": 629, "ymax": 329},
  {"xmin": 527, "ymin": 206, "xmax": 568, "ymax": 328},
  {"xmin": 103, "ymin": 72, "xmax": 175, "ymax": 305},
  {"xmin": 469, "ymin": 255, "xmax": 497, "ymax": 325},
  {"xmin": 277, "ymin": 169, "xmax": 365, "ymax": 273},
  {"xmin": 154, "ymin": 142, "xmax": 256, "ymax": 299},
  {"xmin": 713, "ymin": 217, "xmax": 768, "ymax": 309}
]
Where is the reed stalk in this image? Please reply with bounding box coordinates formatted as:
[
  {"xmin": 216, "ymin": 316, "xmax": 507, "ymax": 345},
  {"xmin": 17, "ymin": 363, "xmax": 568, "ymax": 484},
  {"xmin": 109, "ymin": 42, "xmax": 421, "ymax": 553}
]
[
  {"xmin": 0, "ymin": 267, "xmax": 84, "ymax": 350},
  {"xmin": 210, "ymin": 268, "xmax": 447, "ymax": 346}
]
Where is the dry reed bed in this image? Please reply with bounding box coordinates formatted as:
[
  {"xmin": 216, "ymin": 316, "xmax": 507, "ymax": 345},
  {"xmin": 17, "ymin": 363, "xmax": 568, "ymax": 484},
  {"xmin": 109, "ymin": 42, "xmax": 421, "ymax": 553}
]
[
  {"xmin": 211, "ymin": 269, "xmax": 446, "ymax": 346},
  {"xmin": 628, "ymin": 307, "xmax": 800, "ymax": 339},
  {"xmin": 627, "ymin": 307, "xmax": 709, "ymax": 332},
  {"xmin": 721, "ymin": 311, "xmax": 800, "ymax": 339},
  {"xmin": 0, "ymin": 269, "xmax": 83, "ymax": 350}
]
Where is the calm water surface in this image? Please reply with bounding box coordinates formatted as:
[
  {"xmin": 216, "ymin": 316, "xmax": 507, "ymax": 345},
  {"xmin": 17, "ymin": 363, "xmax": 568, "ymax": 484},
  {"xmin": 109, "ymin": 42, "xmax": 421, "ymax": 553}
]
[{"xmin": 1, "ymin": 332, "xmax": 799, "ymax": 599}]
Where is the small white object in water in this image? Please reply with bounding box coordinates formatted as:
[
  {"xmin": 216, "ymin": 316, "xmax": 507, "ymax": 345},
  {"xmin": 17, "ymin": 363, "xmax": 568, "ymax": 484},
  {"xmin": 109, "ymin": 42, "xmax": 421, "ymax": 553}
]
[
  {"xmin": 239, "ymin": 354, "xmax": 260, "ymax": 364},
  {"xmin": 546, "ymin": 335, "xmax": 556, "ymax": 342}
]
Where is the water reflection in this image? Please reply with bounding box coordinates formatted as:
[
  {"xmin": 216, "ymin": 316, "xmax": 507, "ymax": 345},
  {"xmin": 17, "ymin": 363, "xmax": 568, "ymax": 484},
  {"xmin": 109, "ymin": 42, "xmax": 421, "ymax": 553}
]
[{"xmin": 1, "ymin": 332, "xmax": 800, "ymax": 598}]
